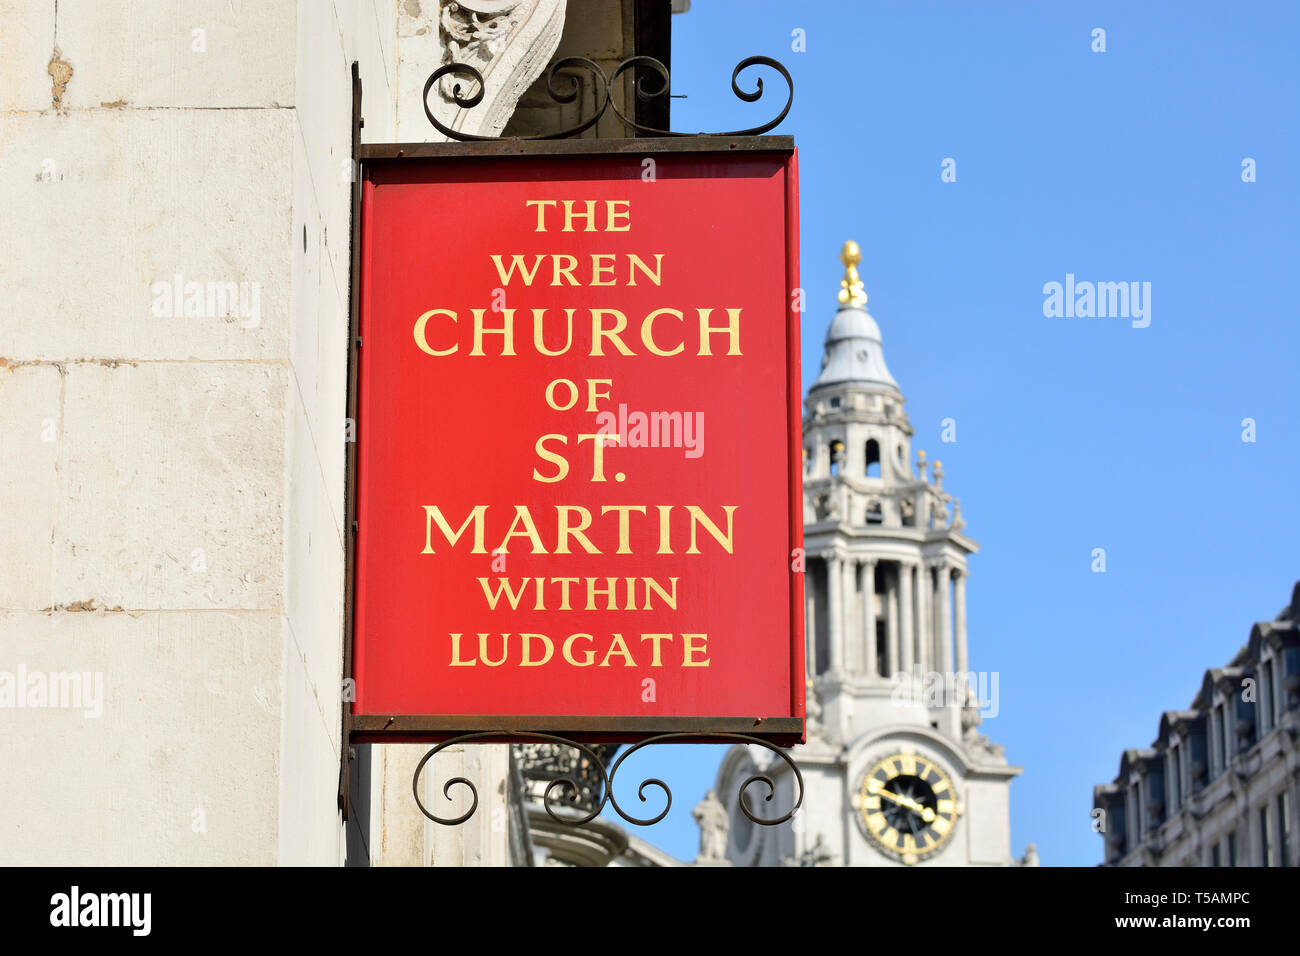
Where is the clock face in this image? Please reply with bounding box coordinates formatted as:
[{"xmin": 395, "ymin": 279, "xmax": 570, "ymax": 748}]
[{"xmin": 854, "ymin": 752, "xmax": 959, "ymax": 864}]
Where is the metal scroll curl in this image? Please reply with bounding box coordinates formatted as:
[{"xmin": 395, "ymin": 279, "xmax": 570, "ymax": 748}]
[
  {"xmin": 608, "ymin": 55, "xmax": 793, "ymax": 138},
  {"xmin": 413, "ymin": 731, "xmax": 611, "ymax": 825},
  {"xmin": 412, "ymin": 731, "xmax": 803, "ymax": 829},
  {"xmin": 423, "ymin": 55, "xmax": 792, "ymax": 140},
  {"xmin": 422, "ymin": 56, "xmax": 610, "ymax": 142}
]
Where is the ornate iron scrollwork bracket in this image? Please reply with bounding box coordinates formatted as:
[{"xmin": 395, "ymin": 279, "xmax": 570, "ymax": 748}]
[
  {"xmin": 413, "ymin": 732, "xmax": 804, "ymax": 828},
  {"xmin": 423, "ymin": 55, "xmax": 793, "ymax": 140}
]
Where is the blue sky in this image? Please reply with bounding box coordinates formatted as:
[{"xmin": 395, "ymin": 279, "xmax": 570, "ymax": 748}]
[{"xmin": 599, "ymin": 0, "xmax": 1300, "ymax": 866}]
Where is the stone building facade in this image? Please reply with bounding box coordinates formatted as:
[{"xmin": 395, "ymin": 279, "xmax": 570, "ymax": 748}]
[
  {"xmin": 1094, "ymin": 583, "xmax": 1300, "ymax": 867},
  {"xmin": 710, "ymin": 244, "xmax": 1029, "ymax": 867}
]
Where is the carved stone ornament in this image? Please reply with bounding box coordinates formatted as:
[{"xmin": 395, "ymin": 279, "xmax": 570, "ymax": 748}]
[
  {"xmin": 399, "ymin": 0, "xmax": 566, "ymax": 140},
  {"xmin": 440, "ymin": 1, "xmax": 527, "ymax": 85},
  {"xmin": 805, "ymin": 676, "xmax": 823, "ymax": 727},
  {"xmin": 693, "ymin": 790, "xmax": 730, "ymax": 863}
]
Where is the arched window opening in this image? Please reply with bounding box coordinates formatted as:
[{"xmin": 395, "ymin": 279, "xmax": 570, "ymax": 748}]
[{"xmin": 865, "ymin": 439, "xmax": 881, "ymax": 479}]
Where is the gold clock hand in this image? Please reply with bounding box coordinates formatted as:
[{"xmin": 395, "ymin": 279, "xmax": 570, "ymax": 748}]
[
  {"xmin": 875, "ymin": 786, "xmax": 935, "ymax": 823},
  {"xmin": 875, "ymin": 787, "xmax": 908, "ymax": 808}
]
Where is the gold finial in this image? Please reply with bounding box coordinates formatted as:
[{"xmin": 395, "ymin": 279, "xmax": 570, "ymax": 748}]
[{"xmin": 837, "ymin": 240, "xmax": 868, "ymax": 307}]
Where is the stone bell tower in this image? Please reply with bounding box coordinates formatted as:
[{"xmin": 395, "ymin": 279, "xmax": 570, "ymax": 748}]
[
  {"xmin": 709, "ymin": 242, "xmax": 1026, "ymax": 867},
  {"xmin": 801, "ymin": 239, "xmax": 977, "ymax": 741}
]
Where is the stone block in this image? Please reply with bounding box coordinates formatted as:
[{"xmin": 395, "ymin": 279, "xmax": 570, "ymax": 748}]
[
  {"xmin": 0, "ymin": 0, "xmax": 57, "ymax": 112},
  {"xmin": 0, "ymin": 364, "xmax": 60, "ymax": 609},
  {"xmin": 290, "ymin": 125, "xmax": 325, "ymax": 438},
  {"xmin": 285, "ymin": 384, "xmax": 344, "ymax": 740},
  {"xmin": 55, "ymin": 362, "xmax": 286, "ymax": 610},
  {"xmin": 0, "ymin": 609, "xmax": 282, "ymax": 865},
  {"xmin": 278, "ymin": 613, "xmax": 345, "ymax": 865},
  {"xmin": 55, "ymin": 0, "xmax": 295, "ymax": 109},
  {"xmin": 0, "ymin": 109, "xmax": 292, "ymax": 361},
  {"xmin": 315, "ymin": 251, "xmax": 349, "ymax": 514},
  {"xmin": 293, "ymin": 0, "xmax": 353, "ymax": 296}
]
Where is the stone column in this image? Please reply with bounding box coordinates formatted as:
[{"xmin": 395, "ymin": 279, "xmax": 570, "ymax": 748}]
[
  {"xmin": 843, "ymin": 557, "xmax": 857, "ymax": 674},
  {"xmin": 897, "ymin": 562, "xmax": 912, "ymax": 676},
  {"xmin": 805, "ymin": 583, "xmax": 817, "ymax": 679},
  {"xmin": 863, "ymin": 559, "xmax": 877, "ymax": 677},
  {"xmin": 827, "ymin": 553, "xmax": 844, "ymax": 675},
  {"xmin": 916, "ymin": 562, "xmax": 931, "ymax": 674},
  {"xmin": 954, "ymin": 569, "xmax": 968, "ymax": 678},
  {"xmin": 375, "ymin": 739, "xmax": 512, "ymax": 867},
  {"xmin": 425, "ymin": 745, "xmax": 511, "ymax": 866},
  {"xmin": 372, "ymin": 744, "xmax": 429, "ymax": 867},
  {"xmin": 939, "ymin": 561, "xmax": 954, "ymax": 675}
]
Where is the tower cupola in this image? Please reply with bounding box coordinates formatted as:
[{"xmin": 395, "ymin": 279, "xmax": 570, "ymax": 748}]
[{"xmin": 810, "ymin": 241, "xmax": 900, "ymax": 395}]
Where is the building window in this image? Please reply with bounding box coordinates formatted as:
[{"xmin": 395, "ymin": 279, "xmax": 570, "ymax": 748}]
[
  {"xmin": 1280, "ymin": 793, "xmax": 1292, "ymax": 868},
  {"xmin": 1262, "ymin": 806, "xmax": 1274, "ymax": 867},
  {"xmin": 1270, "ymin": 656, "xmax": 1284, "ymax": 726},
  {"xmin": 1260, "ymin": 659, "xmax": 1273, "ymax": 735},
  {"xmin": 865, "ymin": 439, "xmax": 881, "ymax": 478},
  {"xmin": 1178, "ymin": 744, "xmax": 1187, "ymax": 805},
  {"xmin": 1285, "ymin": 648, "xmax": 1300, "ymax": 710},
  {"xmin": 1228, "ymin": 830, "xmax": 1238, "ymax": 866},
  {"xmin": 1211, "ymin": 703, "xmax": 1225, "ymax": 775},
  {"xmin": 1168, "ymin": 746, "xmax": 1181, "ymax": 813},
  {"xmin": 1221, "ymin": 703, "xmax": 1233, "ymax": 765},
  {"xmin": 1211, "ymin": 843, "xmax": 1221, "ymax": 867}
]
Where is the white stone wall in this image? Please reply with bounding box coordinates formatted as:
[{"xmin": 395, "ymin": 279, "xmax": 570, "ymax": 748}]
[
  {"xmin": 0, "ymin": 0, "xmax": 397, "ymax": 865},
  {"xmin": 282, "ymin": 0, "xmax": 397, "ymax": 868}
]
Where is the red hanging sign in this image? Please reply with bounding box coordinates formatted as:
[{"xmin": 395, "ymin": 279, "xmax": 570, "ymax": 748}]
[{"xmin": 349, "ymin": 140, "xmax": 803, "ymax": 743}]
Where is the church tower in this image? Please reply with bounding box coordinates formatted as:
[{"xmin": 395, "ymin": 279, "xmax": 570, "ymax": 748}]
[{"xmin": 710, "ymin": 242, "xmax": 1027, "ymax": 866}]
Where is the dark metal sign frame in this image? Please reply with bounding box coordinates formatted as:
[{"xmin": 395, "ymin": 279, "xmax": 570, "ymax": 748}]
[{"xmin": 338, "ymin": 63, "xmax": 804, "ymax": 828}]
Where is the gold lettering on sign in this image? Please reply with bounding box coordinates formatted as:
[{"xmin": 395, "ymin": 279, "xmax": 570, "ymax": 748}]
[{"xmin": 412, "ymin": 194, "xmax": 759, "ymax": 687}]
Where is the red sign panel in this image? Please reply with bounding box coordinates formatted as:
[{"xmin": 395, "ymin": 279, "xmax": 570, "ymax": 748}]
[{"xmin": 351, "ymin": 143, "xmax": 803, "ymax": 742}]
